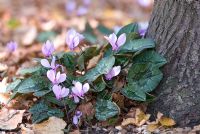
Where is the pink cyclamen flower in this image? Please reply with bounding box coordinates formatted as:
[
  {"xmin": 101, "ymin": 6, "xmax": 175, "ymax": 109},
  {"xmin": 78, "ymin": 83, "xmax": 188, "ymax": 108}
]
[
  {"xmin": 137, "ymin": 0, "xmax": 152, "ymax": 8},
  {"xmin": 41, "ymin": 56, "xmax": 60, "ymax": 70},
  {"xmin": 83, "ymin": 0, "xmax": 91, "ymax": 6},
  {"xmin": 73, "ymin": 111, "xmax": 82, "ymax": 125},
  {"xmin": 6, "ymin": 41, "xmax": 18, "ymax": 52},
  {"xmin": 66, "ymin": 29, "xmax": 84, "ymax": 51},
  {"xmin": 47, "ymin": 70, "xmax": 66, "ymax": 84},
  {"xmin": 104, "ymin": 33, "xmax": 126, "ymax": 51},
  {"xmin": 52, "ymin": 85, "xmax": 69, "ymax": 100},
  {"xmin": 71, "ymin": 81, "xmax": 89, "ymax": 103},
  {"xmin": 42, "ymin": 40, "xmax": 55, "ymax": 57},
  {"xmin": 77, "ymin": 6, "xmax": 88, "ymax": 16},
  {"xmin": 105, "ymin": 66, "xmax": 121, "ymax": 80}
]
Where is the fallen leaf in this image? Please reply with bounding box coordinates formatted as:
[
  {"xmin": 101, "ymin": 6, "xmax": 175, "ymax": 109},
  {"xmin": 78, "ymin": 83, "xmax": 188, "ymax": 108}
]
[
  {"xmin": 112, "ymin": 93, "xmax": 124, "ymax": 108},
  {"xmin": 159, "ymin": 117, "xmax": 176, "ymax": 127},
  {"xmin": 135, "ymin": 108, "xmax": 150, "ymax": 126},
  {"xmin": 78, "ymin": 102, "xmax": 95, "ymax": 117},
  {"xmin": 147, "ymin": 124, "xmax": 159, "ymax": 132},
  {"xmin": 21, "ymin": 124, "xmax": 34, "ymax": 134},
  {"xmin": 0, "ymin": 77, "xmax": 8, "ymax": 93},
  {"xmin": 0, "ymin": 108, "xmax": 25, "ymax": 130},
  {"xmin": 33, "ymin": 116, "xmax": 67, "ymax": 134},
  {"xmin": 86, "ymin": 54, "xmax": 102, "ymax": 70},
  {"xmin": 121, "ymin": 118, "xmax": 135, "ymax": 126},
  {"xmin": 0, "ymin": 63, "xmax": 8, "ymax": 72}
]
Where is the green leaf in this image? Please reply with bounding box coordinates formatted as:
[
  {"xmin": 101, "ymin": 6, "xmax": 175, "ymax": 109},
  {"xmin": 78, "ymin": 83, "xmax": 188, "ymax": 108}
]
[
  {"xmin": 97, "ymin": 90, "xmax": 112, "ymax": 100},
  {"xmin": 121, "ymin": 83, "xmax": 146, "ymax": 101},
  {"xmin": 33, "ymin": 90, "xmax": 51, "ymax": 97},
  {"xmin": 80, "ymin": 56, "xmax": 115, "ymax": 82},
  {"xmin": 61, "ymin": 52, "xmax": 76, "ymax": 72},
  {"xmin": 6, "ymin": 79, "xmax": 21, "ymax": 92},
  {"xmin": 17, "ymin": 66, "xmax": 42, "ymax": 75},
  {"xmin": 119, "ymin": 38, "xmax": 155, "ymax": 53},
  {"xmin": 97, "ymin": 24, "xmax": 113, "ymax": 35},
  {"xmin": 36, "ymin": 31, "xmax": 57, "ymax": 42},
  {"xmin": 16, "ymin": 75, "xmax": 50, "ymax": 93},
  {"xmin": 127, "ymin": 63, "xmax": 163, "ymax": 92},
  {"xmin": 132, "ymin": 50, "xmax": 167, "ymax": 68},
  {"xmin": 95, "ymin": 99, "xmax": 119, "ymax": 121},
  {"xmin": 91, "ymin": 77, "xmax": 106, "ymax": 92},
  {"xmin": 29, "ymin": 101, "xmax": 64, "ymax": 123},
  {"xmin": 117, "ymin": 23, "xmax": 139, "ymax": 36}
]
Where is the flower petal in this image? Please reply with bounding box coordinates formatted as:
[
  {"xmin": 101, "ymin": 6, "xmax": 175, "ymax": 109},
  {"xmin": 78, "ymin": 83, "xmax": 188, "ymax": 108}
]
[
  {"xmin": 50, "ymin": 56, "xmax": 56, "ymax": 69},
  {"xmin": 47, "ymin": 70, "xmax": 56, "ymax": 83},
  {"xmin": 111, "ymin": 66, "xmax": 121, "ymax": 77},
  {"xmin": 83, "ymin": 83, "xmax": 89, "ymax": 93},
  {"xmin": 61, "ymin": 87, "xmax": 69, "ymax": 98},
  {"xmin": 73, "ymin": 95, "xmax": 80, "ymax": 103},
  {"xmin": 52, "ymin": 85, "xmax": 61, "ymax": 100},
  {"xmin": 58, "ymin": 73, "xmax": 66, "ymax": 83},
  {"xmin": 41, "ymin": 59, "xmax": 51, "ymax": 68},
  {"xmin": 117, "ymin": 33, "xmax": 126, "ymax": 47},
  {"xmin": 73, "ymin": 115, "xmax": 78, "ymax": 125}
]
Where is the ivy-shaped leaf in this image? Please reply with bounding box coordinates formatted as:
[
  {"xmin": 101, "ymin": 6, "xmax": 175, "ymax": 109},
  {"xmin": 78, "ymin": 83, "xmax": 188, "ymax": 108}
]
[
  {"xmin": 82, "ymin": 22, "xmax": 97, "ymax": 44},
  {"xmin": 119, "ymin": 38, "xmax": 155, "ymax": 53},
  {"xmin": 95, "ymin": 99, "xmax": 119, "ymax": 121},
  {"xmin": 117, "ymin": 23, "xmax": 139, "ymax": 36},
  {"xmin": 80, "ymin": 56, "xmax": 115, "ymax": 82},
  {"xmin": 97, "ymin": 24, "xmax": 113, "ymax": 35},
  {"xmin": 121, "ymin": 83, "xmax": 146, "ymax": 101},
  {"xmin": 29, "ymin": 101, "xmax": 64, "ymax": 123},
  {"xmin": 61, "ymin": 52, "xmax": 76, "ymax": 72},
  {"xmin": 17, "ymin": 66, "xmax": 43, "ymax": 75},
  {"xmin": 16, "ymin": 75, "xmax": 50, "ymax": 94}
]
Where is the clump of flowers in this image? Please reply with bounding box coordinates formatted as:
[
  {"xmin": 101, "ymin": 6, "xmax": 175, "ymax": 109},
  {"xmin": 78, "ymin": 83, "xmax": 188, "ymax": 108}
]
[
  {"xmin": 6, "ymin": 41, "xmax": 18, "ymax": 53},
  {"xmin": 8, "ymin": 23, "xmax": 166, "ymax": 129}
]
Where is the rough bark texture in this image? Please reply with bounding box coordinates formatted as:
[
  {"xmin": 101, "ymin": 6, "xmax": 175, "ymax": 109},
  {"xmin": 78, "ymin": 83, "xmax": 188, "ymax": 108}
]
[{"xmin": 146, "ymin": 0, "xmax": 200, "ymax": 127}]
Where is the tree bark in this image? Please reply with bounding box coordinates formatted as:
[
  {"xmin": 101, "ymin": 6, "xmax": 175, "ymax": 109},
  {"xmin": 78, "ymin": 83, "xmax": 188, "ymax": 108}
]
[{"xmin": 146, "ymin": 0, "xmax": 200, "ymax": 127}]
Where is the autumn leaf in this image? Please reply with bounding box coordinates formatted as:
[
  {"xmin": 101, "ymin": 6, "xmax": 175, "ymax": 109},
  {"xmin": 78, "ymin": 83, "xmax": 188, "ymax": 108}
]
[
  {"xmin": 135, "ymin": 108, "xmax": 150, "ymax": 126},
  {"xmin": 0, "ymin": 108, "xmax": 25, "ymax": 130},
  {"xmin": 33, "ymin": 116, "xmax": 67, "ymax": 134},
  {"xmin": 159, "ymin": 117, "xmax": 176, "ymax": 127},
  {"xmin": 147, "ymin": 124, "xmax": 159, "ymax": 132},
  {"xmin": 78, "ymin": 102, "xmax": 95, "ymax": 117},
  {"xmin": 121, "ymin": 118, "xmax": 135, "ymax": 126}
]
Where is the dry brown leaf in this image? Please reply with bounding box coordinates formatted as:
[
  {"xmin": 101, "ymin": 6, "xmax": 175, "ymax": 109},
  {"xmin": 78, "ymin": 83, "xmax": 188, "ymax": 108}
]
[
  {"xmin": 78, "ymin": 102, "xmax": 95, "ymax": 117},
  {"xmin": 0, "ymin": 63, "xmax": 8, "ymax": 72},
  {"xmin": 121, "ymin": 118, "xmax": 135, "ymax": 126},
  {"xmin": 112, "ymin": 93, "xmax": 124, "ymax": 108},
  {"xmin": 135, "ymin": 108, "xmax": 150, "ymax": 126},
  {"xmin": 147, "ymin": 124, "xmax": 159, "ymax": 132},
  {"xmin": 86, "ymin": 54, "xmax": 102, "ymax": 70},
  {"xmin": 159, "ymin": 117, "xmax": 176, "ymax": 127},
  {"xmin": 20, "ymin": 124, "xmax": 34, "ymax": 134},
  {"xmin": 0, "ymin": 108, "xmax": 25, "ymax": 130},
  {"xmin": 33, "ymin": 116, "xmax": 67, "ymax": 134}
]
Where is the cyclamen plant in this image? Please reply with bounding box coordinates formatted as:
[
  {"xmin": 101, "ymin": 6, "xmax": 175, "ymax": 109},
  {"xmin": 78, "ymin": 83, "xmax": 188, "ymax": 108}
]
[{"xmin": 8, "ymin": 23, "xmax": 166, "ymax": 127}]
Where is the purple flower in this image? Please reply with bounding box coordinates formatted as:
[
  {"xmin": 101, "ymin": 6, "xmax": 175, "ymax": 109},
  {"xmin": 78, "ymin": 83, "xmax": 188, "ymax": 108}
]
[
  {"xmin": 47, "ymin": 70, "xmax": 66, "ymax": 84},
  {"xmin": 105, "ymin": 66, "xmax": 121, "ymax": 80},
  {"xmin": 65, "ymin": 1, "xmax": 76, "ymax": 13},
  {"xmin": 6, "ymin": 41, "xmax": 18, "ymax": 52},
  {"xmin": 138, "ymin": 22, "xmax": 148, "ymax": 37},
  {"xmin": 139, "ymin": 29, "xmax": 147, "ymax": 37},
  {"xmin": 137, "ymin": 0, "xmax": 152, "ymax": 8},
  {"xmin": 66, "ymin": 29, "xmax": 84, "ymax": 51},
  {"xmin": 41, "ymin": 56, "xmax": 60, "ymax": 70},
  {"xmin": 52, "ymin": 85, "xmax": 69, "ymax": 100},
  {"xmin": 42, "ymin": 40, "xmax": 55, "ymax": 57},
  {"xmin": 83, "ymin": 0, "xmax": 91, "ymax": 6},
  {"xmin": 77, "ymin": 6, "xmax": 88, "ymax": 16},
  {"xmin": 73, "ymin": 111, "xmax": 82, "ymax": 125},
  {"xmin": 71, "ymin": 81, "xmax": 89, "ymax": 103},
  {"xmin": 104, "ymin": 33, "xmax": 126, "ymax": 51}
]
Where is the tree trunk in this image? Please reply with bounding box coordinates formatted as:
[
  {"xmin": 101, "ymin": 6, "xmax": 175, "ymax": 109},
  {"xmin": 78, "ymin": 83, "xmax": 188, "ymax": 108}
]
[{"xmin": 146, "ymin": 0, "xmax": 200, "ymax": 127}]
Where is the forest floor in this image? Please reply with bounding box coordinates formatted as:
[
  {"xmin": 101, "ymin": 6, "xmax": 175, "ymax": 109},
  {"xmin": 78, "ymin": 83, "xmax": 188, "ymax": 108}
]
[{"xmin": 0, "ymin": 0, "xmax": 199, "ymax": 133}]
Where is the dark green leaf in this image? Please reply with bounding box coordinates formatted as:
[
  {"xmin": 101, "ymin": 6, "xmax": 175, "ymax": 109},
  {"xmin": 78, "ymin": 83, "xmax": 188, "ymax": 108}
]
[
  {"xmin": 119, "ymin": 38, "xmax": 155, "ymax": 53},
  {"xmin": 17, "ymin": 66, "xmax": 42, "ymax": 75},
  {"xmin": 36, "ymin": 31, "xmax": 57, "ymax": 42},
  {"xmin": 61, "ymin": 52, "xmax": 76, "ymax": 72},
  {"xmin": 121, "ymin": 83, "xmax": 146, "ymax": 101},
  {"xmin": 97, "ymin": 24, "xmax": 113, "ymax": 35},
  {"xmin": 95, "ymin": 99, "xmax": 119, "ymax": 121},
  {"xmin": 132, "ymin": 50, "xmax": 167, "ymax": 68},
  {"xmin": 80, "ymin": 56, "xmax": 115, "ymax": 82},
  {"xmin": 127, "ymin": 63, "xmax": 163, "ymax": 92},
  {"xmin": 16, "ymin": 75, "xmax": 50, "ymax": 93},
  {"xmin": 6, "ymin": 79, "xmax": 21, "ymax": 92},
  {"xmin": 117, "ymin": 23, "xmax": 139, "ymax": 36},
  {"xmin": 90, "ymin": 77, "xmax": 106, "ymax": 92},
  {"xmin": 33, "ymin": 90, "xmax": 51, "ymax": 97},
  {"xmin": 29, "ymin": 101, "xmax": 64, "ymax": 123},
  {"xmin": 82, "ymin": 22, "xmax": 97, "ymax": 43}
]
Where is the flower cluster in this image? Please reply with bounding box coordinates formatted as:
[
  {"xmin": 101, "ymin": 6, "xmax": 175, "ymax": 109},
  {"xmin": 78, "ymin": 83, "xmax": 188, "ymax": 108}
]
[{"xmin": 39, "ymin": 29, "xmax": 125, "ymax": 126}]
